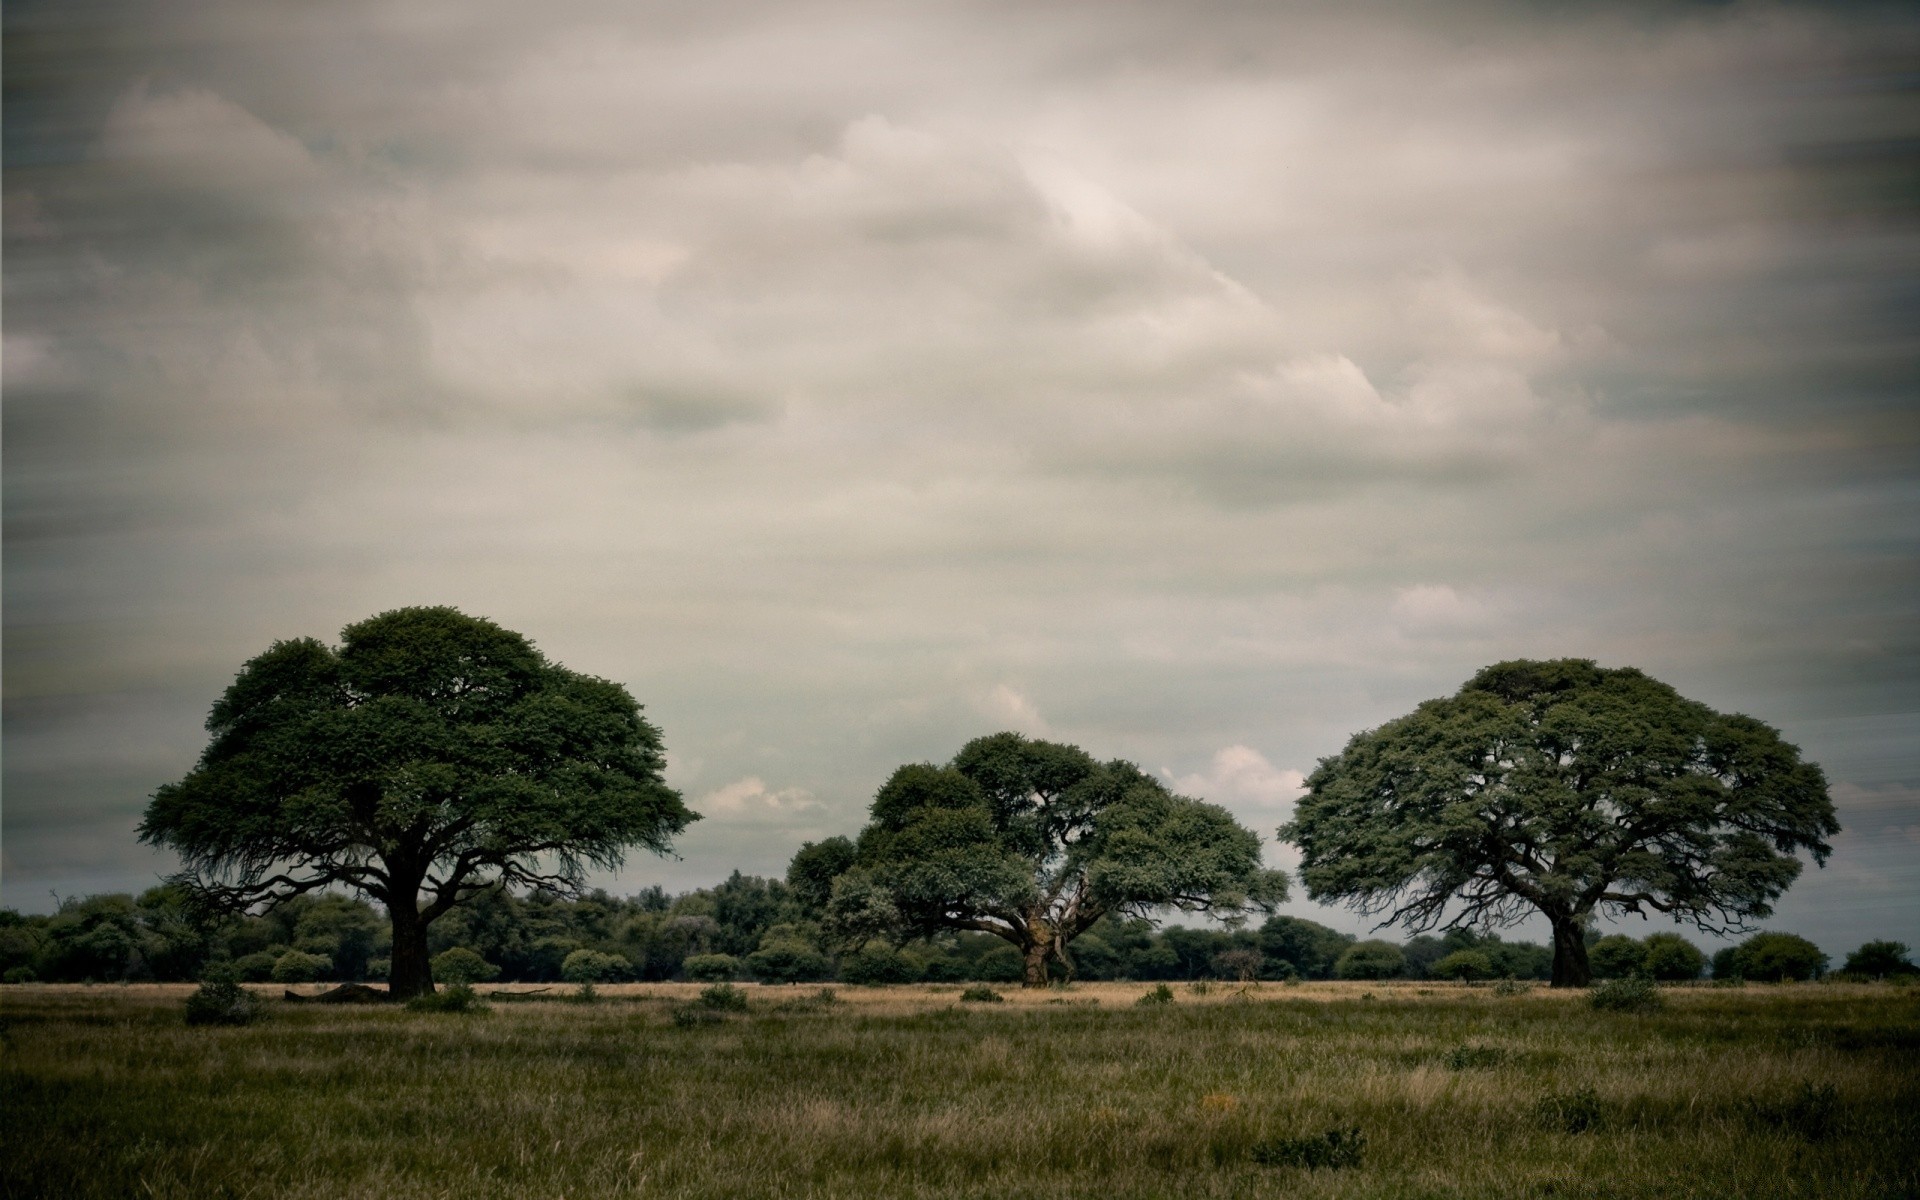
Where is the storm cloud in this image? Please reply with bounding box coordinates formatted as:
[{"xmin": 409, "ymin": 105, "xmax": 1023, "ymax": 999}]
[{"xmin": 6, "ymin": 0, "xmax": 1917, "ymax": 952}]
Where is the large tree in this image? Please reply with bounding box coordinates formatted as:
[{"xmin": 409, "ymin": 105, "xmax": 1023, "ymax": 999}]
[
  {"xmin": 817, "ymin": 732, "xmax": 1287, "ymax": 987},
  {"xmin": 141, "ymin": 606, "xmax": 696, "ymax": 998},
  {"xmin": 1281, "ymin": 659, "xmax": 1836, "ymax": 987}
]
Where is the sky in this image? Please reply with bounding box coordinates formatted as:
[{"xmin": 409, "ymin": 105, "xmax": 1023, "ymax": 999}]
[{"xmin": 5, "ymin": 0, "xmax": 1917, "ymax": 957}]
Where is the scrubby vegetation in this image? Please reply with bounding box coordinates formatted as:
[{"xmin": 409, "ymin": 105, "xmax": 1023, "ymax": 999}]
[{"xmin": 2, "ymin": 982, "xmax": 1913, "ymax": 1198}]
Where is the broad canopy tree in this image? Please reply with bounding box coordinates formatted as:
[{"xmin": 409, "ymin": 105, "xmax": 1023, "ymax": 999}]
[
  {"xmin": 816, "ymin": 732, "xmax": 1288, "ymax": 987},
  {"xmin": 1281, "ymin": 659, "xmax": 1837, "ymax": 987},
  {"xmin": 140, "ymin": 607, "xmax": 696, "ymax": 999}
]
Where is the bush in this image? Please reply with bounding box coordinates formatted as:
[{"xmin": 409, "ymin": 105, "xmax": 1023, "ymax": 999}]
[
  {"xmin": 1430, "ymin": 950, "xmax": 1495, "ymax": 981},
  {"xmin": 184, "ymin": 979, "xmax": 263, "ymax": 1027},
  {"xmin": 744, "ymin": 941, "xmax": 833, "ymax": 984},
  {"xmin": 1250, "ymin": 1127, "xmax": 1365, "ymax": 1170},
  {"xmin": 560, "ymin": 949, "xmax": 629, "ymax": 984},
  {"xmin": 1444, "ymin": 1044, "xmax": 1510, "ymax": 1070},
  {"xmin": 959, "ymin": 985, "xmax": 1004, "ymax": 1003},
  {"xmin": 270, "ymin": 950, "xmax": 331, "ymax": 983},
  {"xmin": 697, "ymin": 982, "xmax": 750, "ymax": 1012},
  {"xmin": 1743, "ymin": 1082, "xmax": 1839, "ymax": 1141},
  {"xmin": 431, "ymin": 947, "xmax": 500, "ymax": 985},
  {"xmin": 1641, "ymin": 933, "xmax": 1706, "ymax": 981},
  {"xmin": 972, "ymin": 944, "xmax": 1025, "ymax": 983},
  {"xmin": 1491, "ymin": 978, "xmax": 1532, "ymax": 996},
  {"xmin": 1136, "ymin": 983, "xmax": 1174, "ymax": 1007},
  {"xmin": 1589, "ymin": 976, "xmax": 1663, "ymax": 1013},
  {"xmin": 406, "ymin": 983, "xmax": 486, "ymax": 1014},
  {"xmin": 1333, "ymin": 940, "xmax": 1404, "ymax": 980},
  {"xmin": 671, "ymin": 1005, "xmax": 726, "ymax": 1028},
  {"xmin": 1727, "ymin": 932, "xmax": 1828, "ymax": 982},
  {"xmin": 365, "ymin": 957, "xmax": 391, "ymax": 982},
  {"xmin": 1589, "ymin": 935, "xmax": 1645, "ymax": 980},
  {"xmin": 839, "ymin": 945, "xmax": 917, "ymax": 985},
  {"xmin": 4, "ymin": 966, "xmax": 37, "ymax": 984},
  {"xmin": 232, "ymin": 951, "xmax": 279, "ymax": 982},
  {"xmin": 683, "ymin": 953, "xmax": 742, "ymax": 982},
  {"xmin": 1842, "ymin": 940, "xmax": 1916, "ymax": 979},
  {"xmin": 1534, "ymin": 1088, "xmax": 1604, "ymax": 1134}
]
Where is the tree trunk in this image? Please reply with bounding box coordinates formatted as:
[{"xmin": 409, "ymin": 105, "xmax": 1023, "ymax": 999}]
[
  {"xmin": 1022, "ymin": 940, "xmax": 1051, "ymax": 988},
  {"xmin": 389, "ymin": 904, "xmax": 434, "ymax": 1000},
  {"xmin": 1549, "ymin": 914, "xmax": 1591, "ymax": 988}
]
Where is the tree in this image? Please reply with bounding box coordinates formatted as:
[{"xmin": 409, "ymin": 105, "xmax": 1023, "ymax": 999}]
[
  {"xmin": 1589, "ymin": 935, "xmax": 1647, "ymax": 980},
  {"xmin": 1843, "ymin": 940, "xmax": 1916, "ymax": 979},
  {"xmin": 1430, "ymin": 948, "xmax": 1495, "ymax": 981},
  {"xmin": 1723, "ymin": 931, "xmax": 1828, "ymax": 982},
  {"xmin": 1281, "ymin": 659, "xmax": 1837, "ymax": 987},
  {"xmin": 815, "ymin": 732, "xmax": 1287, "ymax": 987},
  {"xmin": 140, "ymin": 606, "xmax": 697, "ymax": 999},
  {"xmin": 1334, "ymin": 939, "xmax": 1404, "ymax": 980},
  {"xmin": 1640, "ymin": 932, "xmax": 1706, "ymax": 981}
]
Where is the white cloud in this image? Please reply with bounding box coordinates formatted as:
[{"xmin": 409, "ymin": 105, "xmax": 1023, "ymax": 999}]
[
  {"xmin": 697, "ymin": 777, "xmax": 821, "ymax": 823},
  {"xmin": 1169, "ymin": 745, "xmax": 1306, "ymax": 812},
  {"xmin": 977, "ymin": 684, "xmax": 1049, "ymax": 737}
]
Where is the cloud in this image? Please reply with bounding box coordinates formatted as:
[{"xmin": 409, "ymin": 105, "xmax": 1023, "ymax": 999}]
[
  {"xmin": 696, "ymin": 777, "xmax": 822, "ymax": 823},
  {"xmin": 1169, "ymin": 745, "xmax": 1306, "ymax": 812},
  {"xmin": 977, "ymin": 684, "xmax": 1049, "ymax": 737}
]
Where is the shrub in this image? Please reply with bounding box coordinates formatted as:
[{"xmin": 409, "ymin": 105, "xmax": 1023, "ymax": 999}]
[
  {"xmin": 571, "ymin": 982, "xmax": 600, "ymax": 1004},
  {"xmin": 1589, "ymin": 976, "xmax": 1663, "ymax": 1013},
  {"xmin": 1444, "ymin": 1044, "xmax": 1510, "ymax": 1070},
  {"xmin": 184, "ymin": 979, "xmax": 263, "ymax": 1026},
  {"xmin": 1334, "ymin": 940, "xmax": 1404, "ymax": 980},
  {"xmin": 1431, "ymin": 949, "xmax": 1495, "ymax": 981},
  {"xmin": 959, "ymin": 985, "xmax": 1004, "ymax": 1003},
  {"xmin": 1250, "ymin": 1127, "xmax": 1365, "ymax": 1170},
  {"xmin": 1743, "ymin": 1082, "xmax": 1839, "ymax": 1141},
  {"xmin": 1136, "ymin": 983, "xmax": 1175, "ymax": 1007},
  {"xmin": 683, "ymin": 953, "xmax": 741, "ymax": 982},
  {"xmin": 270, "ymin": 950, "xmax": 331, "ymax": 983},
  {"xmin": 1588, "ymin": 935, "xmax": 1645, "ymax": 980},
  {"xmin": 406, "ymin": 983, "xmax": 486, "ymax": 1014},
  {"xmin": 232, "ymin": 951, "xmax": 279, "ymax": 982},
  {"xmin": 1724, "ymin": 932, "xmax": 1828, "ymax": 982},
  {"xmin": 365, "ymin": 957, "xmax": 391, "ymax": 982},
  {"xmin": 1842, "ymin": 940, "xmax": 1916, "ymax": 979},
  {"xmin": 839, "ymin": 945, "xmax": 917, "ymax": 985},
  {"xmin": 671, "ymin": 1005, "xmax": 725, "ymax": 1027},
  {"xmin": 697, "ymin": 982, "xmax": 750, "ymax": 1012},
  {"xmin": 560, "ymin": 949, "xmax": 629, "ymax": 984},
  {"xmin": 972, "ymin": 944, "xmax": 1025, "ymax": 983},
  {"xmin": 1491, "ymin": 978, "xmax": 1532, "ymax": 996},
  {"xmin": 1641, "ymin": 933, "xmax": 1707, "ymax": 981},
  {"xmin": 431, "ymin": 947, "xmax": 500, "ymax": 985},
  {"xmin": 4, "ymin": 966, "xmax": 37, "ymax": 984},
  {"xmin": 1533, "ymin": 1088, "xmax": 1603, "ymax": 1134},
  {"xmin": 744, "ymin": 941, "xmax": 833, "ymax": 984}
]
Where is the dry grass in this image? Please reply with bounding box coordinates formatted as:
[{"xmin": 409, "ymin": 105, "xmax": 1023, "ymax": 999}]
[{"xmin": 2, "ymin": 980, "xmax": 1915, "ymax": 1199}]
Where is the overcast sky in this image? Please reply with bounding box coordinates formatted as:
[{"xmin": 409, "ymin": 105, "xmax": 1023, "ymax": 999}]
[{"xmin": 6, "ymin": 0, "xmax": 1917, "ymax": 955}]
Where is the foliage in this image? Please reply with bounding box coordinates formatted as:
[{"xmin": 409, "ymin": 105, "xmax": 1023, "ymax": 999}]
[
  {"xmin": 696, "ymin": 983, "xmax": 750, "ymax": 1013},
  {"xmin": 1534, "ymin": 1087, "xmax": 1604, "ymax": 1134},
  {"xmin": 1136, "ymin": 983, "xmax": 1174, "ymax": 1006},
  {"xmin": 1640, "ymin": 933, "xmax": 1707, "ymax": 981},
  {"xmin": 1443, "ymin": 1044, "xmax": 1510, "ymax": 1069},
  {"xmin": 958, "ymin": 985, "xmax": 1004, "ymax": 1003},
  {"xmin": 430, "ymin": 947, "xmax": 500, "ymax": 985},
  {"xmin": 140, "ymin": 606, "xmax": 695, "ymax": 998},
  {"xmin": 183, "ymin": 980, "xmax": 263, "ymax": 1027},
  {"xmin": 1334, "ymin": 940, "xmax": 1404, "ymax": 980},
  {"xmin": 1722, "ymin": 932, "xmax": 1828, "ymax": 982},
  {"xmin": 1249, "ymin": 1127, "xmax": 1365, "ymax": 1170},
  {"xmin": 1430, "ymin": 949, "xmax": 1495, "ymax": 981},
  {"xmin": 1491, "ymin": 977, "xmax": 1532, "ymax": 996},
  {"xmin": 818, "ymin": 732, "xmax": 1286, "ymax": 986},
  {"xmin": 405, "ymin": 983, "xmax": 486, "ymax": 1014},
  {"xmin": 232, "ymin": 951, "xmax": 280, "ymax": 982},
  {"xmin": 785, "ymin": 837, "xmax": 856, "ymax": 916},
  {"xmin": 1589, "ymin": 976, "xmax": 1663, "ymax": 1013},
  {"xmin": 560, "ymin": 949, "xmax": 629, "ymax": 984},
  {"xmin": 744, "ymin": 924, "xmax": 834, "ymax": 983},
  {"xmin": 683, "ymin": 953, "xmax": 742, "ymax": 982},
  {"xmin": 839, "ymin": 944, "xmax": 917, "ymax": 985},
  {"xmin": 270, "ymin": 950, "xmax": 331, "ymax": 983},
  {"xmin": 1589, "ymin": 935, "xmax": 1646, "ymax": 980},
  {"xmin": 1842, "ymin": 940, "xmax": 1916, "ymax": 979},
  {"xmin": 1283, "ymin": 659, "xmax": 1837, "ymax": 987},
  {"xmin": 1743, "ymin": 1082, "xmax": 1840, "ymax": 1141}
]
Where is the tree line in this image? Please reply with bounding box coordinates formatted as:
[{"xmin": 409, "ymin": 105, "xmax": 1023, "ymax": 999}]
[{"xmin": 5, "ymin": 875, "xmax": 1909, "ymax": 988}]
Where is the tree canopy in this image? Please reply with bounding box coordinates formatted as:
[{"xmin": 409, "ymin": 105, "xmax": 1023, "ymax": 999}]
[
  {"xmin": 140, "ymin": 606, "xmax": 696, "ymax": 998},
  {"xmin": 815, "ymin": 732, "xmax": 1288, "ymax": 986},
  {"xmin": 1281, "ymin": 659, "xmax": 1837, "ymax": 987}
]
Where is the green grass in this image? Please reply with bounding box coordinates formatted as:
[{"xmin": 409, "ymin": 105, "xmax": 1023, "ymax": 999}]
[{"xmin": 3, "ymin": 981, "xmax": 1916, "ymax": 1198}]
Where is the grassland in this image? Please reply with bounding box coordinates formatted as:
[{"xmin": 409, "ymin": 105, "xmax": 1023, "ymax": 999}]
[{"xmin": 3, "ymin": 980, "xmax": 1916, "ymax": 1199}]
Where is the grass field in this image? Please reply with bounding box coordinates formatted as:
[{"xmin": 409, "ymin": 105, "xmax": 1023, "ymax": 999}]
[{"xmin": 3, "ymin": 979, "xmax": 1916, "ymax": 1199}]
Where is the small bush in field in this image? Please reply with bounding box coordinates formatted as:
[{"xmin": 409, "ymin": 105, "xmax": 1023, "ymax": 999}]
[
  {"xmin": 406, "ymin": 983, "xmax": 486, "ymax": 1014},
  {"xmin": 672, "ymin": 1004, "xmax": 725, "ymax": 1028},
  {"xmin": 1136, "ymin": 983, "xmax": 1174, "ymax": 1007},
  {"xmin": 270, "ymin": 950, "xmax": 330, "ymax": 984},
  {"xmin": 1533, "ymin": 1087, "xmax": 1604, "ymax": 1134},
  {"xmin": 431, "ymin": 947, "xmax": 500, "ymax": 985},
  {"xmin": 1590, "ymin": 976, "xmax": 1663, "ymax": 1013},
  {"xmin": 697, "ymin": 983, "xmax": 749, "ymax": 1012},
  {"xmin": 5, "ymin": 967, "xmax": 38, "ymax": 984},
  {"xmin": 959, "ymin": 985, "xmax": 1004, "ymax": 1003},
  {"xmin": 1444, "ymin": 1043, "xmax": 1510, "ymax": 1070},
  {"xmin": 1251, "ymin": 1127, "xmax": 1365, "ymax": 1170},
  {"xmin": 184, "ymin": 980, "xmax": 262, "ymax": 1027},
  {"xmin": 570, "ymin": 982, "xmax": 600, "ymax": 1004},
  {"xmin": 1492, "ymin": 978, "xmax": 1531, "ymax": 996},
  {"xmin": 1743, "ymin": 1082, "xmax": 1840, "ymax": 1140},
  {"xmin": 683, "ymin": 953, "xmax": 741, "ymax": 982}
]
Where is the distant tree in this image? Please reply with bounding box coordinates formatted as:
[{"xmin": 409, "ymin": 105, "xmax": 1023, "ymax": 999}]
[
  {"xmin": 1431, "ymin": 949, "xmax": 1495, "ymax": 981},
  {"xmin": 431, "ymin": 947, "xmax": 500, "ymax": 985},
  {"xmin": 560, "ymin": 949, "xmax": 629, "ymax": 983},
  {"xmin": 1213, "ymin": 948, "xmax": 1265, "ymax": 982},
  {"xmin": 839, "ymin": 944, "xmax": 918, "ymax": 985},
  {"xmin": 744, "ymin": 926, "xmax": 834, "ymax": 984},
  {"xmin": 1283, "ymin": 660, "xmax": 1838, "ymax": 987},
  {"xmin": 682, "ymin": 953, "xmax": 742, "ymax": 982},
  {"xmin": 814, "ymin": 733, "xmax": 1286, "ymax": 987},
  {"xmin": 785, "ymin": 838, "xmax": 857, "ymax": 915},
  {"xmin": 1723, "ymin": 932, "xmax": 1828, "ymax": 982},
  {"xmin": 1334, "ymin": 940, "xmax": 1405, "ymax": 981},
  {"xmin": 1640, "ymin": 933, "xmax": 1706, "ymax": 981},
  {"xmin": 1589, "ymin": 935, "xmax": 1647, "ymax": 980},
  {"xmin": 1842, "ymin": 940, "xmax": 1916, "ymax": 979},
  {"xmin": 140, "ymin": 607, "xmax": 696, "ymax": 999},
  {"xmin": 270, "ymin": 949, "xmax": 330, "ymax": 983}
]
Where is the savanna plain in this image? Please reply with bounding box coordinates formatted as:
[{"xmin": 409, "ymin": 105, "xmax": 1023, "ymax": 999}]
[{"xmin": 3, "ymin": 980, "xmax": 1916, "ymax": 1200}]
